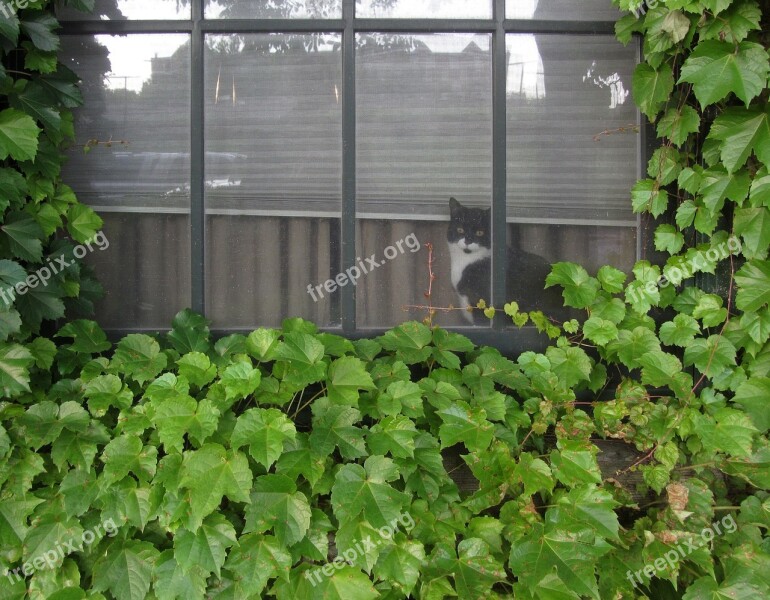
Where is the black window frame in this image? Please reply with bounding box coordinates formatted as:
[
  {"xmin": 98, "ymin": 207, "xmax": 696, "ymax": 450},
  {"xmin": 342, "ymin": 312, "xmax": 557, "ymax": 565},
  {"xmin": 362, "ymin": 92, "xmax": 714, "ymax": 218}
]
[{"xmin": 58, "ymin": 0, "xmax": 649, "ymax": 354}]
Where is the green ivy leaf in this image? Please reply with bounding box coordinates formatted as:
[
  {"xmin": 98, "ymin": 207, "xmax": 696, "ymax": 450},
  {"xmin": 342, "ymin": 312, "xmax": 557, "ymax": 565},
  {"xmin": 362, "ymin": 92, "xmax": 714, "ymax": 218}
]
[
  {"xmin": 176, "ymin": 352, "xmax": 217, "ymax": 388},
  {"xmin": 657, "ymin": 105, "xmax": 700, "ymax": 146},
  {"xmin": 684, "ymin": 335, "xmax": 737, "ymax": 376},
  {"xmin": 551, "ymin": 485, "xmax": 620, "ymax": 541},
  {"xmin": 550, "ymin": 442, "xmax": 602, "ymax": 488},
  {"xmin": 220, "ymin": 361, "xmax": 261, "ymax": 401},
  {"xmin": 436, "ymin": 401, "xmax": 494, "ymax": 452},
  {"xmin": 700, "ymin": 1, "xmax": 762, "ymax": 44},
  {"xmin": 246, "ymin": 474, "xmax": 311, "ymax": 547},
  {"xmin": 546, "ymin": 263, "xmax": 600, "ymax": 309},
  {"xmin": 707, "ymin": 106, "xmax": 770, "ymax": 174},
  {"xmin": 368, "ymin": 415, "xmax": 419, "ymax": 458},
  {"xmin": 736, "ymin": 260, "xmax": 770, "ymax": 311},
  {"xmin": 696, "ymin": 408, "xmax": 758, "ymax": 458},
  {"xmin": 679, "ymin": 40, "xmax": 769, "ymax": 107},
  {"xmin": 327, "ymin": 356, "xmax": 375, "ymax": 406},
  {"xmin": 231, "ymin": 408, "xmax": 296, "ymax": 469},
  {"xmin": 222, "ymin": 533, "xmax": 292, "ymax": 598},
  {"xmin": 631, "ymin": 179, "xmax": 669, "ymax": 217},
  {"xmin": 0, "ymin": 108, "xmax": 40, "ymax": 162},
  {"xmin": 19, "ymin": 14, "xmax": 60, "ymax": 52},
  {"xmin": 582, "ymin": 317, "xmax": 618, "ymax": 346},
  {"xmin": 733, "ymin": 378, "xmax": 770, "ymax": 433},
  {"xmin": 435, "ymin": 539, "xmax": 506, "ymax": 599},
  {"xmin": 735, "ymin": 207, "xmax": 770, "ymax": 259},
  {"xmin": 92, "ymin": 539, "xmax": 159, "ymax": 600},
  {"xmin": 632, "ymin": 62, "xmax": 674, "ymax": 118},
  {"xmin": 167, "ymin": 309, "xmax": 210, "ymax": 354},
  {"xmin": 56, "ymin": 319, "xmax": 111, "ymax": 354},
  {"xmin": 1, "ymin": 212, "xmax": 44, "ymax": 262},
  {"xmin": 0, "ymin": 343, "xmax": 34, "ymax": 397},
  {"xmin": 309, "ymin": 398, "xmax": 367, "ymax": 460},
  {"xmin": 179, "ymin": 444, "xmax": 253, "ymax": 531},
  {"xmin": 510, "ymin": 523, "xmax": 606, "ymax": 600},
  {"xmin": 111, "ymin": 334, "xmax": 167, "ymax": 385},
  {"xmin": 331, "ymin": 456, "xmax": 410, "ymax": 529},
  {"xmin": 654, "ymin": 224, "xmax": 685, "ymax": 254},
  {"xmin": 659, "ymin": 314, "xmax": 700, "ymax": 347}
]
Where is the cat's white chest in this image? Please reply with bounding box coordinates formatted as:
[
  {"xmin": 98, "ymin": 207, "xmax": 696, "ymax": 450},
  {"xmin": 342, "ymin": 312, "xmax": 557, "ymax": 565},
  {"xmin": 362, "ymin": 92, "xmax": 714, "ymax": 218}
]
[{"xmin": 447, "ymin": 242, "xmax": 491, "ymax": 290}]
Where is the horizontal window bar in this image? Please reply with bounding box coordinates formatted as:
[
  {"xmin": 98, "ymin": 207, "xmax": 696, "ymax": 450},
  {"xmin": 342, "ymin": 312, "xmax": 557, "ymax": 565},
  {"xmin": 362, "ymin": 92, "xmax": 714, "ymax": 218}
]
[{"xmin": 59, "ymin": 19, "xmax": 619, "ymax": 35}]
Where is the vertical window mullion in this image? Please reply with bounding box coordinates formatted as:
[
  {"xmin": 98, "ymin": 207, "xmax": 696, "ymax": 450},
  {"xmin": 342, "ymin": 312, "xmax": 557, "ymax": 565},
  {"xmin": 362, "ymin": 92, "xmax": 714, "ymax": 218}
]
[
  {"xmin": 191, "ymin": 0, "xmax": 205, "ymax": 315},
  {"xmin": 341, "ymin": 0, "xmax": 356, "ymax": 332},
  {"xmin": 492, "ymin": 0, "xmax": 507, "ymax": 328}
]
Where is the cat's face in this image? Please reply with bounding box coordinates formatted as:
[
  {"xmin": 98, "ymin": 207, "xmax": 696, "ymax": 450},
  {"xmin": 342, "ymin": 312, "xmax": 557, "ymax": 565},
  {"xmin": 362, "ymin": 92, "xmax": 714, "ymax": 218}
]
[{"xmin": 447, "ymin": 197, "xmax": 491, "ymax": 254}]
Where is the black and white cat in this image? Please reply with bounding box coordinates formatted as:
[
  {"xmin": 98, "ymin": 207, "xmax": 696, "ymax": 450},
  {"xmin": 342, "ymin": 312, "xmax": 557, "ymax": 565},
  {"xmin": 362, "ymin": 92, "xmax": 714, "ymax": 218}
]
[{"xmin": 447, "ymin": 197, "xmax": 564, "ymax": 324}]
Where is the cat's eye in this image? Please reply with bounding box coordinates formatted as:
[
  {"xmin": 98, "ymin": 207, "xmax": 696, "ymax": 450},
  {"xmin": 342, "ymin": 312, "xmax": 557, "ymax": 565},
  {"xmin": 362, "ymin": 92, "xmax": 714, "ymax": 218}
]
[
  {"xmin": 456, "ymin": 227, "xmax": 464, "ymax": 234},
  {"xmin": 476, "ymin": 230, "xmax": 484, "ymax": 236}
]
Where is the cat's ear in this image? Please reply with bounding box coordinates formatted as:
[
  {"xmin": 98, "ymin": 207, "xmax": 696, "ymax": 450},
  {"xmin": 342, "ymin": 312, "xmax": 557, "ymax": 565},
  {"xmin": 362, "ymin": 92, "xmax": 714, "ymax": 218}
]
[{"xmin": 449, "ymin": 197, "xmax": 461, "ymax": 215}]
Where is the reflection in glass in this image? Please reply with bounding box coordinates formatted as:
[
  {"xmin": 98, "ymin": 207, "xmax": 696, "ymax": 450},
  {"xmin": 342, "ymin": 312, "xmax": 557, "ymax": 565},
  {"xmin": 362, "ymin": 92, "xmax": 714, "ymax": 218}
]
[
  {"xmin": 506, "ymin": 0, "xmax": 620, "ymax": 20},
  {"xmin": 205, "ymin": 0, "xmax": 342, "ymax": 19},
  {"xmin": 506, "ymin": 34, "xmax": 637, "ymax": 313},
  {"xmin": 59, "ymin": 35, "xmax": 191, "ymax": 328},
  {"xmin": 57, "ymin": 0, "xmax": 191, "ymax": 20},
  {"xmin": 356, "ymin": 34, "xmax": 493, "ymax": 327},
  {"xmin": 356, "ymin": 0, "xmax": 491, "ymax": 18},
  {"xmin": 204, "ymin": 34, "xmax": 342, "ymax": 328}
]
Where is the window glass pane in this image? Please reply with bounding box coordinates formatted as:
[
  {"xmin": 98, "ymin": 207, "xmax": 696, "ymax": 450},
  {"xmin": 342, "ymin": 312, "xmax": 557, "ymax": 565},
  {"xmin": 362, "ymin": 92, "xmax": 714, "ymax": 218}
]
[
  {"xmin": 57, "ymin": 0, "xmax": 191, "ymax": 20},
  {"xmin": 356, "ymin": 33, "xmax": 492, "ymax": 328},
  {"xmin": 506, "ymin": 0, "xmax": 620, "ymax": 20},
  {"xmin": 356, "ymin": 0, "xmax": 492, "ymax": 18},
  {"xmin": 506, "ymin": 34, "xmax": 637, "ymax": 315},
  {"xmin": 60, "ymin": 34, "xmax": 191, "ymax": 329},
  {"xmin": 204, "ymin": 34, "xmax": 343, "ymax": 328},
  {"xmin": 205, "ymin": 0, "xmax": 342, "ymax": 18}
]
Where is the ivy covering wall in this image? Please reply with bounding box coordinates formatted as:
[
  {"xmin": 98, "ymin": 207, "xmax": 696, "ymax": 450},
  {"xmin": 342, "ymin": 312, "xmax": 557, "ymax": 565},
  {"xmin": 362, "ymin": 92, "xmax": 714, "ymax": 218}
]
[{"xmin": 0, "ymin": 0, "xmax": 768, "ymax": 599}]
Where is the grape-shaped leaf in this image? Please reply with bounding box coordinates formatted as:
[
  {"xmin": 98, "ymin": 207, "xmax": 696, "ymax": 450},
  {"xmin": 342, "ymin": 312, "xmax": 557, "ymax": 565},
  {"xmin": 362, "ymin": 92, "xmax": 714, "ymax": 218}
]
[
  {"xmin": 221, "ymin": 361, "xmax": 261, "ymax": 401},
  {"xmin": 151, "ymin": 394, "xmax": 219, "ymax": 453},
  {"xmin": 0, "ymin": 108, "xmax": 40, "ymax": 161},
  {"xmin": 66, "ymin": 204, "xmax": 103, "ymax": 244},
  {"xmin": 551, "ymin": 442, "xmax": 602, "ymax": 488},
  {"xmin": 100, "ymin": 434, "xmax": 157, "ymax": 485},
  {"xmin": 0, "ymin": 343, "xmax": 34, "ymax": 397},
  {"xmin": 736, "ymin": 260, "xmax": 770, "ymax": 312},
  {"xmin": 167, "ymin": 309, "xmax": 211, "ymax": 354},
  {"xmin": 176, "ymin": 352, "xmax": 217, "ymax": 388},
  {"xmin": 111, "ymin": 334, "xmax": 167, "ymax": 385},
  {"xmin": 222, "ymin": 533, "xmax": 292, "ymax": 598},
  {"xmin": 153, "ymin": 552, "xmax": 207, "ymax": 600},
  {"xmin": 231, "ymin": 408, "xmax": 296, "ymax": 469},
  {"xmin": 679, "ymin": 40, "xmax": 769, "ymax": 107},
  {"xmin": 545, "ymin": 263, "xmax": 600, "ymax": 308},
  {"xmin": 659, "ymin": 314, "xmax": 700, "ymax": 347},
  {"xmin": 56, "ymin": 319, "xmax": 111, "ymax": 354},
  {"xmin": 374, "ymin": 538, "xmax": 426, "ymax": 596},
  {"xmin": 246, "ymin": 327, "xmax": 281, "ymax": 361},
  {"xmin": 632, "ymin": 63, "xmax": 674, "ymax": 118},
  {"xmin": 733, "ymin": 378, "xmax": 770, "ymax": 433},
  {"xmin": 331, "ymin": 456, "xmax": 410, "ymax": 529},
  {"xmin": 549, "ymin": 485, "xmax": 620, "ymax": 541},
  {"xmin": 309, "ymin": 398, "xmax": 367, "ymax": 459},
  {"xmin": 510, "ymin": 523, "xmax": 607, "ymax": 600},
  {"xmin": 92, "ymin": 539, "xmax": 159, "ymax": 600},
  {"xmin": 707, "ymin": 107, "xmax": 770, "ymax": 174},
  {"xmin": 246, "ymin": 474, "xmax": 311, "ymax": 547},
  {"xmin": 327, "ymin": 356, "xmax": 375, "ymax": 406},
  {"xmin": 433, "ymin": 539, "xmax": 506, "ymax": 599},
  {"xmin": 174, "ymin": 514, "xmax": 237, "ymax": 578},
  {"xmin": 697, "ymin": 408, "xmax": 758, "ymax": 458},
  {"xmin": 368, "ymin": 415, "xmax": 419, "ymax": 458},
  {"xmin": 180, "ymin": 444, "xmax": 252, "ymax": 530},
  {"xmin": 436, "ymin": 401, "xmax": 494, "ymax": 452},
  {"xmin": 84, "ymin": 374, "xmax": 133, "ymax": 415}
]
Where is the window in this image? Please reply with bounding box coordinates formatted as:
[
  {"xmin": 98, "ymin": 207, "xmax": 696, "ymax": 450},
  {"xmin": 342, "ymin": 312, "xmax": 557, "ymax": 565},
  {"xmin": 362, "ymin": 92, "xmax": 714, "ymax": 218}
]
[{"xmin": 58, "ymin": 0, "xmax": 640, "ymax": 345}]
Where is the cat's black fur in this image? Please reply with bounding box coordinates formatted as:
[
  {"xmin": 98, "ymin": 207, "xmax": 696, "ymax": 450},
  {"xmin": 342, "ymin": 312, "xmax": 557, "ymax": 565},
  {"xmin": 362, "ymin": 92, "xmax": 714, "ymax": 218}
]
[{"xmin": 447, "ymin": 197, "xmax": 565, "ymax": 324}]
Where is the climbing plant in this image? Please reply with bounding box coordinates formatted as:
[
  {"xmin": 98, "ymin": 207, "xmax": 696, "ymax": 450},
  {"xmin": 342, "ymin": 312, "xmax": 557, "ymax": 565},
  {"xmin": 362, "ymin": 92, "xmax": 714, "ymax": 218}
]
[{"xmin": 0, "ymin": 1, "xmax": 768, "ymax": 599}]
